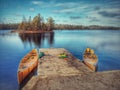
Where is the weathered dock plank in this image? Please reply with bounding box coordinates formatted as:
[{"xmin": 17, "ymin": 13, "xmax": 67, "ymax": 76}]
[{"xmin": 37, "ymin": 48, "xmax": 91, "ymax": 78}]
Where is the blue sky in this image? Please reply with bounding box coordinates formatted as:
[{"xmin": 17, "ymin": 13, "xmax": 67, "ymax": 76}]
[{"xmin": 0, "ymin": 0, "xmax": 120, "ymax": 26}]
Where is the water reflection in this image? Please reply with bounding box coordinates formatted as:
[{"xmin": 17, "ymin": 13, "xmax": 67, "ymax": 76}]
[
  {"xmin": 18, "ymin": 32, "xmax": 54, "ymax": 48},
  {"xmin": 0, "ymin": 30, "xmax": 120, "ymax": 90}
]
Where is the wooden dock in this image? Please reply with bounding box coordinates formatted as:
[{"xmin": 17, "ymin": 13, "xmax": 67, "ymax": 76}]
[
  {"xmin": 22, "ymin": 48, "xmax": 120, "ymax": 90},
  {"xmin": 37, "ymin": 48, "xmax": 91, "ymax": 78}
]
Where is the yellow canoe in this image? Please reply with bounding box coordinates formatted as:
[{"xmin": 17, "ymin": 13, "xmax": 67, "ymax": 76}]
[
  {"xmin": 17, "ymin": 49, "xmax": 38, "ymax": 84},
  {"xmin": 83, "ymin": 48, "xmax": 98, "ymax": 71}
]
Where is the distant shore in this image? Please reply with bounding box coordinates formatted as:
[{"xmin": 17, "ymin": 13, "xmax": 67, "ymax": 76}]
[
  {"xmin": 1, "ymin": 23, "xmax": 120, "ymax": 30},
  {"xmin": 11, "ymin": 30, "xmax": 53, "ymax": 34}
]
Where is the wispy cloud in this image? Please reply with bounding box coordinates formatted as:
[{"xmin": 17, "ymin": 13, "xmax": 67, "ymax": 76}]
[
  {"xmin": 53, "ymin": 2, "xmax": 91, "ymax": 14},
  {"xmin": 1, "ymin": 0, "xmax": 120, "ymax": 26},
  {"xmin": 98, "ymin": 11, "xmax": 120, "ymax": 18},
  {"xmin": 89, "ymin": 18, "xmax": 100, "ymax": 22},
  {"xmin": 31, "ymin": 1, "xmax": 54, "ymax": 8},
  {"xmin": 29, "ymin": 8, "xmax": 35, "ymax": 11},
  {"xmin": 15, "ymin": 13, "xmax": 22, "ymax": 17},
  {"xmin": 70, "ymin": 16, "xmax": 82, "ymax": 19},
  {"xmin": 55, "ymin": 2, "xmax": 81, "ymax": 8},
  {"xmin": 31, "ymin": 1, "xmax": 43, "ymax": 5},
  {"xmin": 53, "ymin": 7, "xmax": 79, "ymax": 13}
]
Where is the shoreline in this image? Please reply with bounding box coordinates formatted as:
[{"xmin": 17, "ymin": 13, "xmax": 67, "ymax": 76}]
[{"xmin": 11, "ymin": 30, "xmax": 53, "ymax": 34}]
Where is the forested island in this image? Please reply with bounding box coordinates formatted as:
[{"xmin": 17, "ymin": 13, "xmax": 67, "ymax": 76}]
[
  {"xmin": 12, "ymin": 13, "xmax": 55, "ymax": 33},
  {"xmin": 0, "ymin": 13, "xmax": 120, "ymax": 31}
]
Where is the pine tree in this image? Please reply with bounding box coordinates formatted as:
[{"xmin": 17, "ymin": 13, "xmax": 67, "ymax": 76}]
[
  {"xmin": 18, "ymin": 16, "xmax": 27, "ymax": 30},
  {"xmin": 47, "ymin": 17, "xmax": 54, "ymax": 31},
  {"xmin": 18, "ymin": 13, "xmax": 55, "ymax": 31},
  {"xmin": 32, "ymin": 13, "xmax": 42, "ymax": 30},
  {"xmin": 26, "ymin": 16, "xmax": 32, "ymax": 30}
]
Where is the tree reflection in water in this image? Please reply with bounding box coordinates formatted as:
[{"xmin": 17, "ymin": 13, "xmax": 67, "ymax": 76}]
[{"xmin": 18, "ymin": 32, "xmax": 54, "ymax": 48}]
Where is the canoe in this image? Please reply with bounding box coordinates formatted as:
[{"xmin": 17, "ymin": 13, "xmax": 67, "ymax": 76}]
[
  {"xmin": 83, "ymin": 48, "xmax": 98, "ymax": 71},
  {"xmin": 17, "ymin": 49, "xmax": 38, "ymax": 84}
]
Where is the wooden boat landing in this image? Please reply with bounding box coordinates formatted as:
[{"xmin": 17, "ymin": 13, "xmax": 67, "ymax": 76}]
[{"xmin": 38, "ymin": 48, "xmax": 91, "ymax": 78}]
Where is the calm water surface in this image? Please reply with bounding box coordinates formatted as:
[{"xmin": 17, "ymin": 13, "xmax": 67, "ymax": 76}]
[{"xmin": 0, "ymin": 30, "xmax": 120, "ymax": 90}]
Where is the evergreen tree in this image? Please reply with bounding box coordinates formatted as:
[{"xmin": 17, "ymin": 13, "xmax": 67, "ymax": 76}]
[
  {"xmin": 32, "ymin": 13, "xmax": 42, "ymax": 30},
  {"xmin": 41, "ymin": 22, "xmax": 47, "ymax": 31},
  {"xmin": 47, "ymin": 17, "xmax": 54, "ymax": 31},
  {"xmin": 18, "ymin": 13, "xmax": 55, "ymax": 31},
  {"xmin": 18, "ymin": 16, "xmax": 27, "ymax": 30},
  {"xmin": 26, "ymin": 16, "xmax": 32, "ymax": 30}
]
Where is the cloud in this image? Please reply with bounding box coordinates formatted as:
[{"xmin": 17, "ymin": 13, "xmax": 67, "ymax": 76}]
[
  {"xmin": 98, "ymin": 10, "xmax": 120, "ymax": 18},
  {"xmin": 31, "ymin": 1, "xmax": 48, "ymax": 8},
  {"xmin": 55, "ymin": 2, "xmax": 80, "ymax": 8},
  {"xmin": 51, "ymin": 0, "xmax": 120, "ymax": 15},
  {"xmin": 53, "ymin": 8, "xmax": 77, "ymax": 13},
  {"xmin": 53, "ymin": 5, "xmax": 89, "ymax": 14},
  {"xmin": 15, "ymin": 13, "xmax": 22, "ymax": 17},
  {"xmin": 31, "ymin": 1, "xmax": 54, "ymax": 8},
  {"xmin": 70, "ymin": 16, "xmax": 82, "ymax": 19},
  {"xmin": 30, "ymin": 0, "xmax": 120, "ymax": 26},
  {"xmin": 52, "ymin": 2, "xmax": 101, "ymax": 14},
  {"xmin": 31, "ymin": 1, "xmax": 81, "ymax": 8},
  {"xmin": 106, "ymin": 0, "xmax": 120, "ymax": 7},
  {"xmin": 29, "ymin": 8, "xmax": 35, "ymax": 11},
  {"xmin": 31, "ymin": 1, "xmax": 43, "ymax": 5},
  {"xmin": 86, "ymin": 16, "xmax": 100, "ymax": 22},
  {"xmin": 31, "ymin": 1, "xmax": 89, "ymax": 11},
  {"xmin": 94, "ymin": 6, "xmax": 101, "ymax": 11},
  {"xmin": 90, "ymin": 18, "xmax": 100, "ymax": 22}
]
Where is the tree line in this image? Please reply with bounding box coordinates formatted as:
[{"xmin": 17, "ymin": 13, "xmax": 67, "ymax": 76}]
[
  {"xmin": 0, "ymin": 23, "xmax": 120, "ymax": 30},
  {"xmin": 0, "ymin": 13, "xmax": 120, "ymax": 30},
  {"xmin": 18, "ymin": 13, "xmax": 54, "ymax": 31},
  {"xmin": 54, "ymin": 24, "xmax": 120, "ymax": 30},
  {"xmin": 0, "ymin": 23, "xmax": 18, "ymax": 30}
]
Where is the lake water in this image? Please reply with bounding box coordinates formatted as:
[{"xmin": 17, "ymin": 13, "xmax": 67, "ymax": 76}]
[{"xmin": 0, "ymin": 30, "xmax": 120, "ymax": 90}]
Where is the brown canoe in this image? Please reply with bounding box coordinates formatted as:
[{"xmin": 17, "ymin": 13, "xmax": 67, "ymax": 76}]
[
  {"xmin": 17, "ymin": 49, "xmax": 38, "ymax": 84},
  {"xmin": 83, "ymin": 48, "xmax": 98, "ymax": 71}
]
